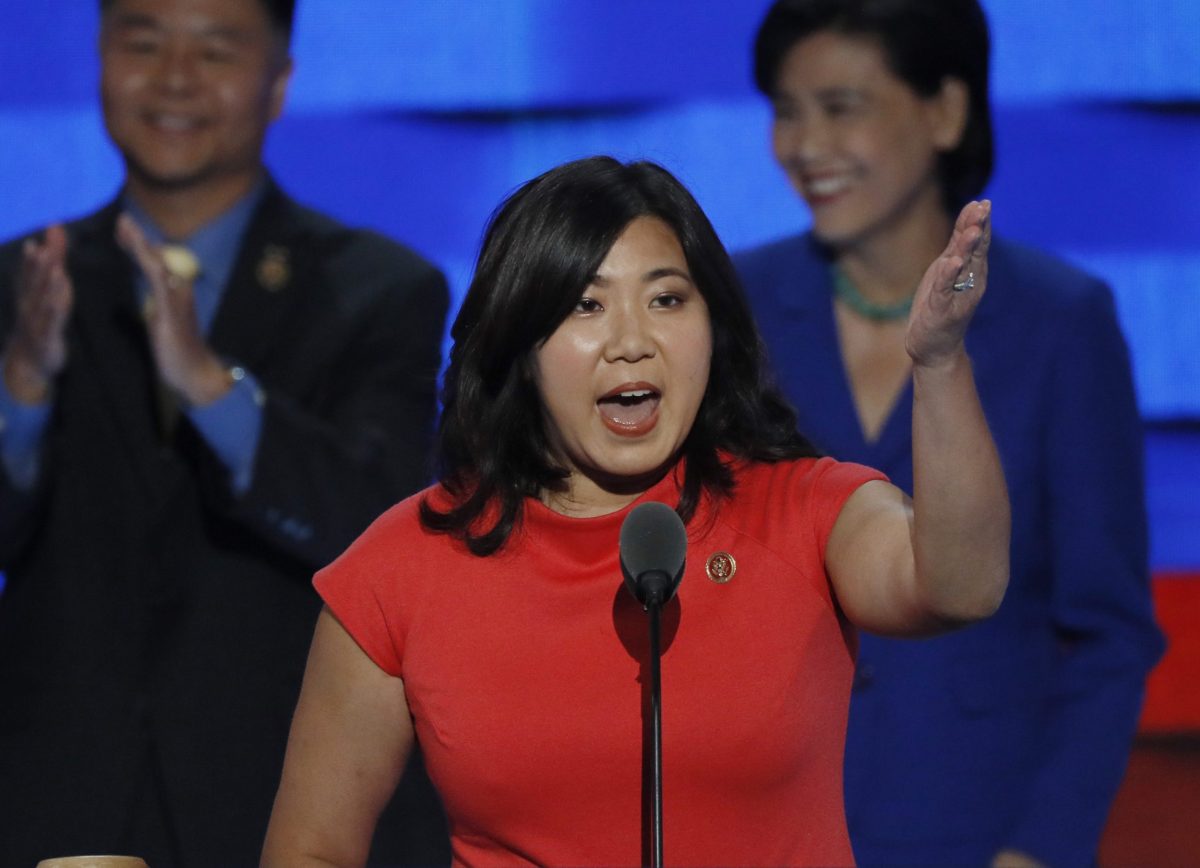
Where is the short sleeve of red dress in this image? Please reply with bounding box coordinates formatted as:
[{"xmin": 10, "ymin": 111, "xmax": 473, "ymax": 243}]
[{"xmin": 313, "ymin": 490, "xmax": 438, "ymax": 677}]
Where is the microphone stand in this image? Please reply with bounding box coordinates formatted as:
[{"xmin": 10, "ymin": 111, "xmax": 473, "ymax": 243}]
[
  {"xmin": 619, "ymin": 501, "xmax": 686, "ymax": 868},
  {"xmin": 642, "ymin": 577, "xmax": 671, "ymax": 868}
]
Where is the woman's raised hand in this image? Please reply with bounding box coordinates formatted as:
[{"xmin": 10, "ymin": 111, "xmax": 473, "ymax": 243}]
[{"xmin": 905, "ymin": 200, "xmax": 991, "ymax": 368}]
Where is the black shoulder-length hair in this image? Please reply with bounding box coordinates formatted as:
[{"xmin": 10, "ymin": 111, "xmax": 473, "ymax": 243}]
[
  {"xmin": 753, "ymin": 0, "xmax": 993, "ymax": 212},
  {"xmin": 420, "ymin": 156, "xmax": 815, "ymax": 555}
]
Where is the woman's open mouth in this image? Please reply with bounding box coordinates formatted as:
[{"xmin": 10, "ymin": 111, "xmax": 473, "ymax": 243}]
[{"xmin": 597, "ymin": 384, "xmax": 661, "ymax": 436}]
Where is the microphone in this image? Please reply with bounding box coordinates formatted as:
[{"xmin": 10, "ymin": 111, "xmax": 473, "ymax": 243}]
[
  {"xmin": 620, "ymin": 501, "xmax": 687, "ymax": 608},
  {"xmin": 619, "ymin": 501, "xmax": 686, "ymax": 867}
]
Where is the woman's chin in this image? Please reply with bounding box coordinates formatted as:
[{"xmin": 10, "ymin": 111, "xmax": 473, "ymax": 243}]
[{"xmin": 578, "ymin": 450, "xmax": 680, "ymax": 496}]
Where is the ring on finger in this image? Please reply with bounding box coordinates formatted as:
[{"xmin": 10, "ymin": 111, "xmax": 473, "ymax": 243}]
[{"xmin": 160, "ymin": 245, "xmax": 200, "ymax": 289}]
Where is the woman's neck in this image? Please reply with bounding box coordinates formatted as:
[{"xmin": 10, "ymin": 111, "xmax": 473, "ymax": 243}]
[
  {"xmin": 833, "ymin": 201, "xmax": 954, "ymax": 305},
  {"xmin": 540, "ymin": 464, "xmax": 672, "ymax": 518}
]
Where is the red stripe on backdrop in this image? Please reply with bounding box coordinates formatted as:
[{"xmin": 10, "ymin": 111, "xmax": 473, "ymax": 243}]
[{"xmin": 1140, "ymin": 572, "xmax": 1200, "ymax": 733}]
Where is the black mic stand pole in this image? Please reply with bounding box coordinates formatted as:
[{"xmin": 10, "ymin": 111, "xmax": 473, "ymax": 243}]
[
  {"xmin": 642, "ymin": 575, "xmax": 670, "ymax": 868},
  {"xmin": 619, "ymin": 501, "xmax": 686, "ymax": 868}
]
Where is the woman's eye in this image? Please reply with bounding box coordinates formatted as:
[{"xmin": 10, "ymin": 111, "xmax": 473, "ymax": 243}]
[
  {"xmin": 652, "ymin": 292, "xmax": 684, "ymax": 308},
  {"xmin": 824, "ymin": 95, "xmax": 865, "ymax": 117},
  {"xmin": 772, "ymin": 102, "xmax": 798, "ymax": 123},
  {"xmin": 575, "ymin": 297, "xmax": 602, "ymax": 313}
]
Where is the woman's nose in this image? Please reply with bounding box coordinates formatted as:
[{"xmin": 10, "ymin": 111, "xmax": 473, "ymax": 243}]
[
  {"xmin": 603, "ymin": 307, "xmax": 655, "ymax": 363},
  {"xmin": 775, "ymin": 113, "xmax": 828, "ymax": 163}
]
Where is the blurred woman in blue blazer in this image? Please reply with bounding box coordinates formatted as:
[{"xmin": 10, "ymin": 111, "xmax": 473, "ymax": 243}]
[{"xmin": 735, "ymin": 1, "xmax": 1164, "ymax": 864}]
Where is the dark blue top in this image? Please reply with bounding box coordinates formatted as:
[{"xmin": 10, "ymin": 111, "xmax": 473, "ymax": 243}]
[{"xmin": 736, "ymin": 233, "xmax": 1164, "ymax": 867}]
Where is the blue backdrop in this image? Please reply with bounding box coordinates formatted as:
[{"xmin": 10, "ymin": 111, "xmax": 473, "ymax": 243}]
[{"xmin": 0, "ymin": 0, "xmax": 1197, "ymax": 568}]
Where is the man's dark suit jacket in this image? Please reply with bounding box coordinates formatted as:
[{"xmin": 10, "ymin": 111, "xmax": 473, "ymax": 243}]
[{"xmin": 0, "ymin": 182, "xmax": 451, "ymax": 867}]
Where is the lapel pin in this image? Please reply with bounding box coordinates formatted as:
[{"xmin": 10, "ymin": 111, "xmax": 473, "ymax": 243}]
[
  {"xmin": 256, "ymin": 245, "xmax": 290, "ymax": 292},
  {"xmin": 705, "ymin": 551, "xmax": 737, "ymax": 584}
]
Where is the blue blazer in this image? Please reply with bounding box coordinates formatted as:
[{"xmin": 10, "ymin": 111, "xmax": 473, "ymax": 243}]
[{"xmin": 736, "ymin": 234, "xmax": 1164, "ymax": 867}]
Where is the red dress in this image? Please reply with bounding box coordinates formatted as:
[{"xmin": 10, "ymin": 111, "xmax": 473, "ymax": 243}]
[{"xmin": 316, "ymin": 456, "xmax": 884, "ymax": 866}]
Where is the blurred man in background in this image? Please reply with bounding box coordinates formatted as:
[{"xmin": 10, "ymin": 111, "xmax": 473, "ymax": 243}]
[{"xmin": 0, "ymin": 1, "xmax": 449, "ymax": 864}]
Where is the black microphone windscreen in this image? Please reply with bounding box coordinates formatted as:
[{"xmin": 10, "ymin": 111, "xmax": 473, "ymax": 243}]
[{"xmin": 619, "ymin": 501, "xmax": 687, "ymax": 604}]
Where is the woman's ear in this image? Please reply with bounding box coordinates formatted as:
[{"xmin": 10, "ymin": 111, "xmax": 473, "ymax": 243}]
[{"xmin": 928, "ymin": 76, "xmax": 970, "ymax": 152}]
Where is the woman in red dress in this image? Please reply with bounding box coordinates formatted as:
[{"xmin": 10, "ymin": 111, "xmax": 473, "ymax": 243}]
[{"xmin": 262, "ymin": 155, "xmax": 1008, "ymax": 867}]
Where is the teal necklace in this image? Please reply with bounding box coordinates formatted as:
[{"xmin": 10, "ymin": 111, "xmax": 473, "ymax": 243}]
[{"xmin": 831, "ymin": 266, "xmax": 913, "ymax": 322}]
